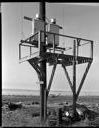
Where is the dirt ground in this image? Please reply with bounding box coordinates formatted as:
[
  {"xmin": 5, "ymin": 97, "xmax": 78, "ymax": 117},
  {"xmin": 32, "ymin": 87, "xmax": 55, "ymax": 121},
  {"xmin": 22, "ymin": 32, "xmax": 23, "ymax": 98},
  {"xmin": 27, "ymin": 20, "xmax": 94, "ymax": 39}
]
[{"xmin": 2, "ymin": 95, "xmax": 99, "ymax": 127}]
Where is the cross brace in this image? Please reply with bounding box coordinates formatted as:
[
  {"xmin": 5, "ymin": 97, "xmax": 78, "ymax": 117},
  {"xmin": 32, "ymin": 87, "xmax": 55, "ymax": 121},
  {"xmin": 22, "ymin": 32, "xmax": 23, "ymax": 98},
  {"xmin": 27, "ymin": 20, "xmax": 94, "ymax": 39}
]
[
  {"xmin": 28, "ymin": 58, "xmax": 92, "ymax": 102},
  {"xmin": 46, "ymin": 63, "xmax": 57, "ymax": 98},
  {"xmin": 76, "ymin": 61, "xmax": 92, "ymax": 101},
  {"xmin": 62, "ymin": 64, "xmax": 73, "ymax": 93}
]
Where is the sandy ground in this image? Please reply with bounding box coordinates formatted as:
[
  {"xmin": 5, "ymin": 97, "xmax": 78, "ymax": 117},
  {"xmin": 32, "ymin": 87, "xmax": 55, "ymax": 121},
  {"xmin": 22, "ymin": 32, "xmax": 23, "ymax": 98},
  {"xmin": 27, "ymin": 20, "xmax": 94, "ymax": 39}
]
[{"xmin": 2, "ymin": 95, "xmax": 99, "ymax": 127}]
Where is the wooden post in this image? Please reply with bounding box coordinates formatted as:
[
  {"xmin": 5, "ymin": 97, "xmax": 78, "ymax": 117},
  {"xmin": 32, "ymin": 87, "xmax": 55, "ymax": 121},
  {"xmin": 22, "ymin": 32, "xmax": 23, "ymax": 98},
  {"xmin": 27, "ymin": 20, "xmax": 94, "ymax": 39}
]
[
  {"xmin": 19, "ymin": 44, "xmax": 21, "ymax": 60},
  {"xmin": 39, "ymin": 2, "xmax": 47, "ymax": 124},
  {"xmin": 73, "ymin": 40, "xmax": 77, "ymax": 117}
]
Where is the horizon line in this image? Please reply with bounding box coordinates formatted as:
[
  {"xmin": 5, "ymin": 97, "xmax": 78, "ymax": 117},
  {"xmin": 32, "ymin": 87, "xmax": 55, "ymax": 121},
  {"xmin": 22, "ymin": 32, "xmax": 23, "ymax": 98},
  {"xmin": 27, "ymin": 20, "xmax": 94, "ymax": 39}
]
[{"xmin": 2, "ymin": 88, "xmax": 99, "ymax": 93}]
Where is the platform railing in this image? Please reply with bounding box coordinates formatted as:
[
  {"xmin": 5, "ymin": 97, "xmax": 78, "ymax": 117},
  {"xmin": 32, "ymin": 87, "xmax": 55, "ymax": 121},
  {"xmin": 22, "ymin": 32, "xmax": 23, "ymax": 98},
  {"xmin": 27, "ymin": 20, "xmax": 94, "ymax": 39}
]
[{"xmin": 19, "ymin": 30, "xmax": 93, "ymax": 62}]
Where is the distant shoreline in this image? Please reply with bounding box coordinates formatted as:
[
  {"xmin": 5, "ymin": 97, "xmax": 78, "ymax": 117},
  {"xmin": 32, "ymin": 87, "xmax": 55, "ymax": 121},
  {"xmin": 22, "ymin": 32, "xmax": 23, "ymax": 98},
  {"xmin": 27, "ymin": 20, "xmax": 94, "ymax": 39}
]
[
  {"xmin": 2, "ymin": 88, "xmax": 99, "ymax": 96},
  {"xmin": 2, "ymin": 94, "xmax": 99, "ymax": 98}
]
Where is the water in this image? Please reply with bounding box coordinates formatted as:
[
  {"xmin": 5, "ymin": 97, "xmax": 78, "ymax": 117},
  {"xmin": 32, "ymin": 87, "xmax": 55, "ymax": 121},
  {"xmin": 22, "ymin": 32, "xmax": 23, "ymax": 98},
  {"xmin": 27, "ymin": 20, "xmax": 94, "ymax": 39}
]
[{"xmin": 2, "ymin": 89, "xmax": 99, "ymax": 96}]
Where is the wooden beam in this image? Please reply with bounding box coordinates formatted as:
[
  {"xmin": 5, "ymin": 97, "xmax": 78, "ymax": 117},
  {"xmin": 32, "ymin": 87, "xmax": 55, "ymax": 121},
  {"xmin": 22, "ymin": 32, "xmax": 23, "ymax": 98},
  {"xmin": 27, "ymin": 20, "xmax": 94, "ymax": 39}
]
[
  {"xmin": 24, "ymin": 16, "xmax": 32, "ymax": 21},
  {"xmin": 62, "ymin": 64, "xmax": 73, "ymax": 93},
  {"xmin": 47, "ymin": 63, "xmax": 57, "ymax": 98},
  {"xmin": 73, "ymin": 40, "xmax": 77, "ymax": 116},
  {"xmin": 21, "ymin": 40, "xmax": 38, "ymax": 47},
  {"xmin": 19, "ymin": 44, "xmax": 21, "ymax": 60},
  {"xmin": 28, "ymin": 60, "xmax": 41, "ymax": 79},
  {"xmin": 91, "ymin": 41, "xmax": 93, "ymax": 59},
  {"xmin": 77, "ymin": 39, "xmax": 80, "ymax": 57},
  {"xmin": 28, "ymin": 59, "xmax": 45, "ymax": 79},
  {"xmin": 76, "ymin": 61, "xmax": 92, "ymax": 101}
]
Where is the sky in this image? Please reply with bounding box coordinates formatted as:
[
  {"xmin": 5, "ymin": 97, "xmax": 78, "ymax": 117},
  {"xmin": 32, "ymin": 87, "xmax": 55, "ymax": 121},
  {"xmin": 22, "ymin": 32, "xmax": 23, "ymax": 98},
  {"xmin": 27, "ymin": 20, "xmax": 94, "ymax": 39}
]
[{"xmin": 2, "ymin": 2, "xmax": 99, "ymax": 95}]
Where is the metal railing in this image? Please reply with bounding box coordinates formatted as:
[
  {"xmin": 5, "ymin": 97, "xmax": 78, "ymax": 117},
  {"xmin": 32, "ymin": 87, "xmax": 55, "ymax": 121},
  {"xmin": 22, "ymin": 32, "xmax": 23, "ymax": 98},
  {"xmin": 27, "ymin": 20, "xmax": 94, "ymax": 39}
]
[{"xmin": 19, "ymin": 30, "xmax": 93, "ymax": 62}]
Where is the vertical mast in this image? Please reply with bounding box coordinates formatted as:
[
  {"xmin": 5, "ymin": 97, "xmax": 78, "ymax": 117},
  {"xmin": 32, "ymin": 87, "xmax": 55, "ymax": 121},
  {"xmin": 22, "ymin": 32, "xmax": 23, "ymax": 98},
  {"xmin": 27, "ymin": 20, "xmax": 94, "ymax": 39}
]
[
  {"xmin": 73, "ymin": 40, "xmax": 77, "ymax": 117},
  {"xmin": 39, "ymin": 2, "xmax": 47, "ymax": 123}
]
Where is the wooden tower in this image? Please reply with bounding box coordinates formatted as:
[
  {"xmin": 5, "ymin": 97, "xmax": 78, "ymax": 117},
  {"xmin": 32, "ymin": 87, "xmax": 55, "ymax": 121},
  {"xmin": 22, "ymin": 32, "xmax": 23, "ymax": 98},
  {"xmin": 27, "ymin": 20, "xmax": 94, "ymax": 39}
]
[{"xmin": 19, "ymin": 2, "xmax": 93, "ymax": 124}]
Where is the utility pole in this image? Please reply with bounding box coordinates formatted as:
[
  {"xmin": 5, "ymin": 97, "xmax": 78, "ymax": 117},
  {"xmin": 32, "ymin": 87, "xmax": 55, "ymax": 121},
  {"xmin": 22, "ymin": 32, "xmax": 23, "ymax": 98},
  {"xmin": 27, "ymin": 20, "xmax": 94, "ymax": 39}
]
[{"xmin": 39, "ymin": 2, "xmax": 47, "ymax": 124}]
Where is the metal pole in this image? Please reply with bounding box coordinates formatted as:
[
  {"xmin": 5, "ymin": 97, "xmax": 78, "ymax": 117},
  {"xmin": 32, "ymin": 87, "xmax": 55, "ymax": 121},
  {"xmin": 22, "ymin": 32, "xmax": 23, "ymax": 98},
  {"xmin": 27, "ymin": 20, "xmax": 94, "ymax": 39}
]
[
  {"xmin": 73, "ymin": 40, "xmax": 77, "ymax": 117},
  {"xmin": 39, "ymin": 2, "xmax": 47, "ymax": 124}
]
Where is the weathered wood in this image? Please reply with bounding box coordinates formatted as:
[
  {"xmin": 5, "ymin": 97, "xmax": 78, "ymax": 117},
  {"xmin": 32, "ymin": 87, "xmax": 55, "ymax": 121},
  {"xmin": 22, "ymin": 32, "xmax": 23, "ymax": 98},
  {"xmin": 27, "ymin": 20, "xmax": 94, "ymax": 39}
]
[
  {"xmin": 24, "ymin": 16, "xmax": 32, "ymax": 21},
  {"xmin": 73, "ymin": 40, "xmax": 77, "ymax": 117},
  {"xmin": 19, "ymin": 44, "xmax": 21, "ymax": 60},
  {"xmin": 77, "ymin": 38, "xmax": 80, "ymax": 57},
  {"xmin": 47, "ymin": 63, "xmax": 57, "ymax": 98},
  {"xmin": 28, "ymin": 60, "xmax": 41, "ymax": 79},
  {"xmin": 76, "ymin": 61, "xmax": 92, "ymax": 101},
  {"xmin": 39, "ymin": 2, "xmax": 47, "ymax": 124},
  {"xmin": 62, "ymin": 64, "xmax": 73, "ymax": 93}
]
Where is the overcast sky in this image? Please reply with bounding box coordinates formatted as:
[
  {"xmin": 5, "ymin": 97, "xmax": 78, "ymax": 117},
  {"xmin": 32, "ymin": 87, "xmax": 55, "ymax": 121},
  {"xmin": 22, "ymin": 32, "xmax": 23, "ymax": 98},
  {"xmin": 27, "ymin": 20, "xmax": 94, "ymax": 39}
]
[{"xmin": 2, "ymin": 2, "xmax": 99, "ymax": 95}]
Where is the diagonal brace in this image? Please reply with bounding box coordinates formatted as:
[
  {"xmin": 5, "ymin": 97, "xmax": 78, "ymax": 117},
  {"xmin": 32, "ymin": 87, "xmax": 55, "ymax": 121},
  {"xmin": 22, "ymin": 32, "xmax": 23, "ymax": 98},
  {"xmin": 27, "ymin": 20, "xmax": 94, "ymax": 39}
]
[
  {"xmin": 28, "ymin": 60, "xmax": 41, "ymax": 79},
  {"xmin": 76, "ymin": 61, "xmax": 92, "ymax": 101},
  {"xmin": 62, "ymin": 64, "xmax": 73, "ymax": 93},
  {"xmin": 46, "ymin": 63, "xmax": 57, "ymax": 98},
  {"xmin": 28, "ymin": 59, "xmax": 45, "ymax": 79}
]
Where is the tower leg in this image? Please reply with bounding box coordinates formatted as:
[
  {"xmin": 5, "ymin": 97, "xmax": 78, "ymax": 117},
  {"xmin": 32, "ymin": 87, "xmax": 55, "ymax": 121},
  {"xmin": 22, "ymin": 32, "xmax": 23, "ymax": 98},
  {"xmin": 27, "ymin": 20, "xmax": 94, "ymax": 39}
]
[{"xmin": 73, "ymin": 40, "xmax": 77, "ymax": 118}]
